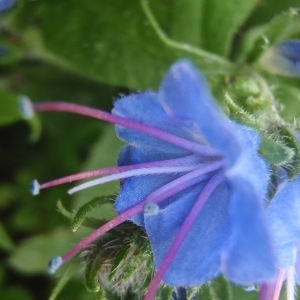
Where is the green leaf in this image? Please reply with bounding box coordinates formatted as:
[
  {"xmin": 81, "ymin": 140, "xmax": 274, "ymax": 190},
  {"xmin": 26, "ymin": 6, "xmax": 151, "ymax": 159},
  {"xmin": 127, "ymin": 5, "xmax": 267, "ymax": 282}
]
[
  {"xmin": 259, "ymin": 137, "xmax": 294, "ymax": 165},
  {"xmin": 0, "ymin": 287, "xmax": 34, "ymax": 300},
  {"xmin": 247, "ymin": 9, "xmax": 300, "ymax": 63},
  {"xmin": 8, "ymin": 227, "xmax": 79, "ymax": 274},
  {"xmin": 0, "ymin": 221, "xmax": 14, "ymax": 251},
  {"xmin": 273, "ymin": 82, "xmax": 300, "ymax": 120},
  {"xmin": 200, "ymin": 0, "xmax": 257, "ymax": 56},
  {"xmin": 12, "ymin": 0, "xmax": 232, "ymax": 90},
  {"xmin": 0, "ymin": 89, "xmax": 22, "ymax": 126}
]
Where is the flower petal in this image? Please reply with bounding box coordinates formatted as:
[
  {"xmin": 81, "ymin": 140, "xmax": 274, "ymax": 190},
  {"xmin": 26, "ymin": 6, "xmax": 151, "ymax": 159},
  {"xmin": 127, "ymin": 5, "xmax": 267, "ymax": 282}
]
[
  {"xmin": 268, "ymin": 176, "xmax": 300, "ymax": 246},
  {"xmin": 113, "ymin": 92, "xmax": 204, "ymax": 158},
  {"xmin": 115, "ymin": 145, "xmax": 180, "ymax": 226},
  {"xmin": 144, "ymin": 182, "xmax": 230, "ymax": 285},
  {"xmin": 222, "ymin": 178, "xmax": 276, "ymax": 284}
]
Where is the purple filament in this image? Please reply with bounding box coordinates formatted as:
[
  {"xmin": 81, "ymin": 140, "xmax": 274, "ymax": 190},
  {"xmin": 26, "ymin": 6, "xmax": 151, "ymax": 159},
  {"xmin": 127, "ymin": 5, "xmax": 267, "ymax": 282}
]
[
  {"xmin": 38, "ymin": 154, "xmax": 207, "ymax": 190},
  {"xmin": 259, "ymin": 269, "xmax": 286, "ymax": 300},
  {"xmin": 60, "ymin": 162, "xmax": 222, "ymax": 264},
  {"xmin": 144, "ymin": 172, "xmax": 225, "ymax": 300},
  {"xmin": 33, "ymin": 102, "xmax": 220, "ymax": 156}
]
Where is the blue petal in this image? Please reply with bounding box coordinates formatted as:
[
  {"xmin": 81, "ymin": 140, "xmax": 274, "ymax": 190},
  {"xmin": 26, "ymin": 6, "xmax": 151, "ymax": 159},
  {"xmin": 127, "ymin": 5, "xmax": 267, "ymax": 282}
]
[
  {"xmin": 268, "ymin": 176, "xmax": 300, "ymax": 246},
  {"xmin": 159, "ymin": 60, "xmax": 240, "ymax": 163},
  {"xmin": 159, "ymin": 61, "xmax": 269, "ymax": 196},
  {"xmin": 113, "ymin": 92, "xmax": 204, "ymax": 159},
  {"xmin": 114, "ymin": 145, "xmax": 180, "ymax": 226},
  {"xmin": 277, "ymin": 40, "xmax": 300, "ymax": 74},
  {"xmin": 0, "ymin": 0, "xmax": 14, "ymax": 12},
  {"xmin": 223, "ymin": 178, "xmax": 276, "ymax": 284},
  {"xmin": 144, "ymin": 182, "xmax": 230, "ymax": 285},
  {"xmin": 274, "ymin": 243, "xmax": 297, "ymax": 269}
]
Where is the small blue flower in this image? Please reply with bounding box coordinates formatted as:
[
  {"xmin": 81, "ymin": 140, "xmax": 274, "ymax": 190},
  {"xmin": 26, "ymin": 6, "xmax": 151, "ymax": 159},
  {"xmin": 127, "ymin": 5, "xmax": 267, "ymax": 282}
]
[
  {"xmin": 25, "ymin": 60, "xmax": 277, "ymax": 298},
  {"xmin": 0, "ymin": 0, "xmax": 14, "ymax": 12},
  {"xmin": 259, "ymin": 40, "xmax": 300, "ymax": 76}
]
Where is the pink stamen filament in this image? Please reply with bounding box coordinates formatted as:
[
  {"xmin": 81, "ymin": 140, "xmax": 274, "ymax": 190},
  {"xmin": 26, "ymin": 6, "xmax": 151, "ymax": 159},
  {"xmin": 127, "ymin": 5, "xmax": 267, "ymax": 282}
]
[
  {"xmin": 68, "ymin": 162, "xmax": 209, "ymax": 195},
  {"xmin": 60, "ymin": 162, "xmax": 222, "ymax": 264},
  {"xmin": 143, "ymin": 172, "xmax": 225, "ymax": 300},
  {"xmin": 259, "ymin": 269, "xmax": 286, "ymax": 300},
  {"xmin": 33, "ymin": 102, "xmax": 220, "ymax": 156},
  {"xmin": 38, "ymin": 155, "xmax": 209, "ymax": 190}
]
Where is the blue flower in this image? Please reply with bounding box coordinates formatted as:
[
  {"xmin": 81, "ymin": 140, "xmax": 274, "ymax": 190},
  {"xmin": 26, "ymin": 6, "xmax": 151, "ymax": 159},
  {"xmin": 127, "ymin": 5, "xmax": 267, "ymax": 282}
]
[
  {"xmin": 259, "ymin": 40, "xmax": 300, "ymax": 77},
  {"xmin": 0, "ymin": 0, "xmax": 14, "ymax": 12},
  {"xmin": 261, "ymin": 174, "xmax": 300, "ymax": 300},
  {"xmin": 24, "ymin": 60, "xmax": 276, "ymax": 298}
]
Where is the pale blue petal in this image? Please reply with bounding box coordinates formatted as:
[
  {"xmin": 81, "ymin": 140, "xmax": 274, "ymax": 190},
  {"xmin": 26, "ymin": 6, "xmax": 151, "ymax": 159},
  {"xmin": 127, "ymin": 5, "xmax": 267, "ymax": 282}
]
[
  {"xmin": 158, "ymin": 60, "xmax": 240, "ymax": 162},
  {"xmin": 113, "ymin": 92, "xmax": 205, "ymax": 158},
  {"xmin": 144, "ymin": 182, "xmax": 230, "ymax": 285},
  {"xmin": 159, "ymin": 61, "xmax": 269, "ymax": 196},
  {"xmin": 223, "ymin": 178, "xmax": 276, "ymax": 284},
  {"xmin": 268, "ymin": 176, "xmax": 300, "ymax": 246},
  {"xmin": 115, "ymin": 145, "xmax": 179, "ymax": 226},
  {"xmin": 274, "ymin": 243, "xmax": 297, "ymax": 269}
]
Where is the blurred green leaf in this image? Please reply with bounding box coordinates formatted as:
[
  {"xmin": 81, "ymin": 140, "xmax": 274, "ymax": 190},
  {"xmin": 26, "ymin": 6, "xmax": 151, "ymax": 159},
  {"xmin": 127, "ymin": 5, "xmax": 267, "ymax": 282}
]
[
  {"xmin": 8, "ymin": 227, "xmax": 80, "ymax": 274},
  {"xmin": 0, "ymin": 287, "xmax": 34, "ymax": 300},
  {"xmin": 73, "ymin": 126, "xmax": 122, "ymax": 219},
  {"xmin": 12, "ymin": 0, "xmax": 232, "ymax": 90},
  {"xmin": 0, "ymin": 221, "xmax": 14, "ymax": 251},
  {"xmin": 247, "ymin": 9, "xmax": 300, "ymax": 63},
  {"xmin": 49, "ymin": 260, "xmax": 77, "ymax": 300},
  {"xmin": 0, "ymin": 88, "xmax": 21, "ymax": 126},
  {"xmin": 200, "ymin": 0, "xmax": 257, "ymax": 56}
]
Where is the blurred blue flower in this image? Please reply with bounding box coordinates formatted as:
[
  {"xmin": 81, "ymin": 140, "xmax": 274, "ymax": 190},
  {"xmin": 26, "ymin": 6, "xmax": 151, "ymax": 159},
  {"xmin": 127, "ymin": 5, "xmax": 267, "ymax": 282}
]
[
  {"xmin": 29, "ymin": 60, "xmax": 277, "ymax": 298},
  {"xmin": 0, "ymin": 0, "xmax": 14, "ymax": 12},
  {"xmin": 263, "ymin": 174, "xmax": 300, "ymax": 299},
  {"xmin": 259, "ymin": 40, "xmax": 300, "ymax": 77}
]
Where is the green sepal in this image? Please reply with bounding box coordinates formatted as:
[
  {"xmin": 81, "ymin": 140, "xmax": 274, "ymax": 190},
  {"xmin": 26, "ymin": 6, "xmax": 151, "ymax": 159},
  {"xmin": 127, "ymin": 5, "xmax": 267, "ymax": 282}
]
[
  {"xmin": 259, "ymin": 136, "xmax": 294, "ymax": 165},
  {"xmin": 224, "ymin": 93, "xmax": 258, "ymax": 129},
  {"xmin": 71, "ymin": 196, "xmax": 114, "ymax": 232},
  {"xmin": 278, "ymin": 126, "xmax": 300, "ymax": 179},
  {"xmin": 82, "ymin": 223, "xmax": 154, "ymax": 298}
]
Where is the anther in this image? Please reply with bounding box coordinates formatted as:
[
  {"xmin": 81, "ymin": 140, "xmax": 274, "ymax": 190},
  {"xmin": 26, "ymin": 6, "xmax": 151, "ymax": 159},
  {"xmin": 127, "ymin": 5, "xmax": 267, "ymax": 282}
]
[
  {"xmin": 19, "ymin": 96, "xmax": 35, "ymax": 119},
  {"xmin": 48, "ymin": 256, "xmax": 63, "ymax": 274},
  {"xmin": 30, "ymin": 179, "xmax": 40, "ymax": 195},
  {"xmin": 143, "ymin": 202, "xmax": 160, "ymax": 216}
]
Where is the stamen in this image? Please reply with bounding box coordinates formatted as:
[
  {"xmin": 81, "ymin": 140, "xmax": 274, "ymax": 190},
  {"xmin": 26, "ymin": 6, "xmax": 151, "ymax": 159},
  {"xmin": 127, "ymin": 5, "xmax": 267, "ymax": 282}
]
[
  {"xmin": 49, "ymin": 162, "xmax": 221, "ymax": 272},
  {"xmin": 30, "ymin": 179, "xmax": 40, "ymax": 195},
  {"xmin": 287, "ymin": 266, "xmax": 296, "ymax": 300},
  {"xmin": 144, "ymin": 172, "xmax": 225, "ymax": 300},
  {"xmin": 19, "ymin": 96, "xmax": 35, "ymax": 119},
  {"xmin": 48, "ymin": 256, "xmax": 62, "ymax": 274},
  {"xmin": 143, "ymin": 202, "xmax": 160, "ymax": 216},
  {"xmin": 33, "ymin": 102, "xmax": 220, "ymax": 156},
  {"xmin": 67, "ymin": 163, "xmax": 206, "ymax": 195},
  {"xmin": 259, "ymin": 269, "xmax": 286, "ymax": 300},
  {"xmin": 35, "ymin": 155, "xmax": 209, "ymax": 192}
]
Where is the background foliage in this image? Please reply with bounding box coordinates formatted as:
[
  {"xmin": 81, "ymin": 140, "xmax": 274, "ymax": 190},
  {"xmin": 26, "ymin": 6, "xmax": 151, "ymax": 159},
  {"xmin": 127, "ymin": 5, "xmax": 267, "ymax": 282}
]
[{"xmin": 1, "ymin": 0, "xmax": 300, "ymax": 299}]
